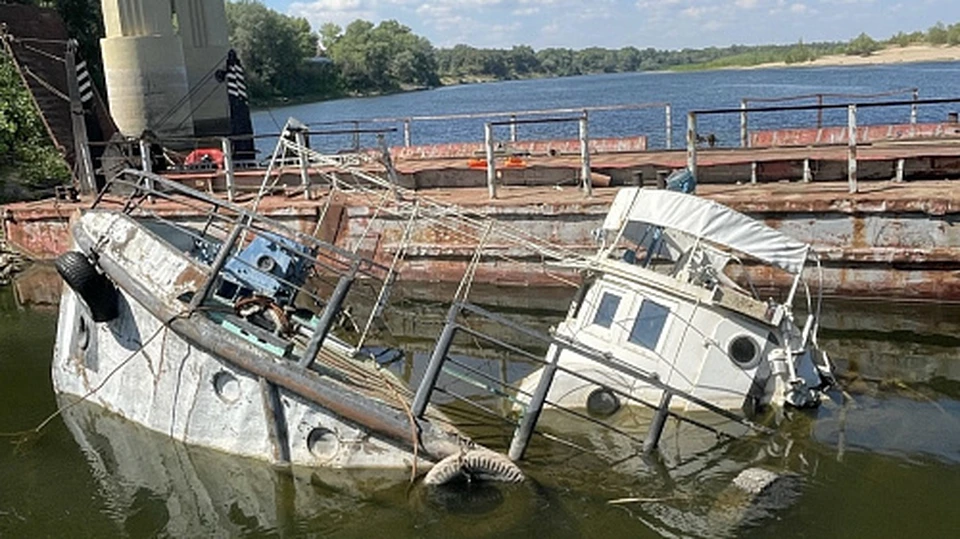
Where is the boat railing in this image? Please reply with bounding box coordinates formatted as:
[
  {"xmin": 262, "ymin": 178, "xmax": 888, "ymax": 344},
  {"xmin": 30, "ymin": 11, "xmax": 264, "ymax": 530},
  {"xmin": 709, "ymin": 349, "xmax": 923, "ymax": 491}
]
[
  {"xmin": 94, "ymin": 169, "xmax": 399, "ymax": 365},
  {"xmin": 410, "ymin": 298, "xmax": 773, "ymax": 462}
]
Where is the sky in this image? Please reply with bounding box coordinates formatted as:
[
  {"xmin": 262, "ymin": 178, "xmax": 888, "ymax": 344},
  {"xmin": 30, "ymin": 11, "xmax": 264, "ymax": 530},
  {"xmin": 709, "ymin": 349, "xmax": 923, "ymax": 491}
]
[{"xmin": 263, "ymin": 0, "xmax": 960, "ymax": 50}]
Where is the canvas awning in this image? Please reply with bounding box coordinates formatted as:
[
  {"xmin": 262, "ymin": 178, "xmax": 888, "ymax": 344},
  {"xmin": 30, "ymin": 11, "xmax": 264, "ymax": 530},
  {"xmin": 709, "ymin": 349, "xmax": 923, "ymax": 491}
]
[{"xmin": 602, "ymin": 188, "xmax": 810, "ymax": 274}]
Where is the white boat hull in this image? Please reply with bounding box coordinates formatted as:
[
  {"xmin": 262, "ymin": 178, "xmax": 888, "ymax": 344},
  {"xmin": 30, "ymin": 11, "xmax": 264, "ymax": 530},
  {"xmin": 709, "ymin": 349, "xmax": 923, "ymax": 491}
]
[{"xmin": 53, "ymin": 285, "xmax": 426, "ymax": 468}]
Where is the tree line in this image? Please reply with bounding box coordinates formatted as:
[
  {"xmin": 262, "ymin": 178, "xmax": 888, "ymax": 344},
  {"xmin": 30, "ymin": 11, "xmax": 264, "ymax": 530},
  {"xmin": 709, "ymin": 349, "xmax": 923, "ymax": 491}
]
[{"xmin": 3, "ymin": 0, "xmax": 960, "ymax": 200}]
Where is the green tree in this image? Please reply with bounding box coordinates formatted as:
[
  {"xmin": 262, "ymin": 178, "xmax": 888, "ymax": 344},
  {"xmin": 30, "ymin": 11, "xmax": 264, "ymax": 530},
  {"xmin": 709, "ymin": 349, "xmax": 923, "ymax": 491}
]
[
  {"xmin": 846, "ymin": 32, "xmax": 881, "ymax": 56},
  {"xmin": 326, "ymin": 19, "xmax": 439, "ymax": 93},
  {"xmin": 0, "ymin": 53, "xmax": 70, "ymax": 201},
  {"xmin": 928, "ymin": 22, "xmax": 949, "ymax": 44},
  {"xmin": 226, "ymin": 0, "xmax": 319, "ymax": 98}
]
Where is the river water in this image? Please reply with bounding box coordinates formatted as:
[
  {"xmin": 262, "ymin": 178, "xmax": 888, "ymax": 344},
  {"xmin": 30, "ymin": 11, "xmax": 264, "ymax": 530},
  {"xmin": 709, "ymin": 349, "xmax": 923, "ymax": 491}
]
[
  {"xmin": 4, "ymin": 65, "xmax": 960, "ymax": 537},
  {"xmin": 1, "ymin": 267, "xmax": 959, "ymax": 538},
  {"xmin": 252, "ymin": 62, "xmax": 960, "ymax": 153}
]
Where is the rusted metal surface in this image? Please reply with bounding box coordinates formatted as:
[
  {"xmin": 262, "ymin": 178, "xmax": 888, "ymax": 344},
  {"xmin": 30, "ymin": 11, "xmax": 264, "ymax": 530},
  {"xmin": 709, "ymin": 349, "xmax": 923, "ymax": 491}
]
[
  {"xmin": 7, "ymin": 179, "xmax": 960, "ymax": 300},
  {"xmin": 390, "ymin": 136, "xmax": 647, "ymax": 161},
  {"xmin": 750, "ymin": 122, "xmax": 960, "ymax": 148}
]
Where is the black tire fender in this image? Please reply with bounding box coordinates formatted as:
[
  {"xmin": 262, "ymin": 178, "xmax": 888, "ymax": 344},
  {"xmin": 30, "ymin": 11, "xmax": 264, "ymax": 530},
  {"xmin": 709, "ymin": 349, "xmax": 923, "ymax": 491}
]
[
  {"xmin": 423, "ymin": 449, "xmax": 524, "ymax": 485},
  {"xmin": 55, "ymin": 251, "xmax": 119, "ymax": 322}
]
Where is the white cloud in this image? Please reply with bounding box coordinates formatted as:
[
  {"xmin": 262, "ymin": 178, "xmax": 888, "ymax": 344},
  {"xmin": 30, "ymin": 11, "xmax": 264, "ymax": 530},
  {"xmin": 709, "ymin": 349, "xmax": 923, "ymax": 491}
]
[{"xmin": 288, "ymin": 0, "xmax": 377, "ymax": 28}]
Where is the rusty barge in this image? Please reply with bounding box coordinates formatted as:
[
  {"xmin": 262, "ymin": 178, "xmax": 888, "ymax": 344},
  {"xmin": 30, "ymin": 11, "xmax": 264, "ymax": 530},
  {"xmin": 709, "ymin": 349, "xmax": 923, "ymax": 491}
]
[
  {"xmin": 2, "ymin": 4, "xmax": 960, "ymax": 301},
  {"xmin": 7, "ymin": 174, "xmax": 960, "ymax": 300}
]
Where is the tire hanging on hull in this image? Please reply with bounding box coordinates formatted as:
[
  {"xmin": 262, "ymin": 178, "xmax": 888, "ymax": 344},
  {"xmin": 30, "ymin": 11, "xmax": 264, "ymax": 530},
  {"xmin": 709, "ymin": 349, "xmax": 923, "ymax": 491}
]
[{"xmin": 55, "ymin": 251, "xmax": 119, "ymax": 322}]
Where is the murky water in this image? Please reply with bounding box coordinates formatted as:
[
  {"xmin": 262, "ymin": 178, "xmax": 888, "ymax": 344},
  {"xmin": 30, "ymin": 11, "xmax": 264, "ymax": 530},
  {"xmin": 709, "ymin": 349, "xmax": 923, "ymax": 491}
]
[{"xmin": 1, "ymin": 267, "xmax": 958, "ymax": 538}]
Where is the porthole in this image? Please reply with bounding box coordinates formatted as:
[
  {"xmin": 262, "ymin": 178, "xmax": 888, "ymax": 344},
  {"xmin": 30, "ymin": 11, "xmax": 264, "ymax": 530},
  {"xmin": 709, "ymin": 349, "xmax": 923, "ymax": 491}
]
[
  {"xmin": 586, "ymin": 387, "xmax": 621, "ymax": 417},
  {"xmin": 212, "ymin": 371, "xmax": 241, "ymax": 404},
  {"xmin": 256, "ymin": 255, "xmax": 276, "ymax": 273},
  {"xmin": 77, "ymin": 317, "xmax": 90, "ymax": 351},
  {"xmin": 307, "ymin": 427, "xmax": 339, "ymax": 461},
  {"xmin": 728, "ymin": 335, "xmax": 759, "ymax": 367}
]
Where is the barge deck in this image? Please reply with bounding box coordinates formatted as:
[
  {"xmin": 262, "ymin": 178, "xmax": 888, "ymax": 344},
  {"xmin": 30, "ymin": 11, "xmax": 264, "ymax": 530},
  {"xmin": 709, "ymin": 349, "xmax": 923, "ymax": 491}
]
[{"xmin": 6, "ymin": 178, "xmax": 960, "ymax": 300}]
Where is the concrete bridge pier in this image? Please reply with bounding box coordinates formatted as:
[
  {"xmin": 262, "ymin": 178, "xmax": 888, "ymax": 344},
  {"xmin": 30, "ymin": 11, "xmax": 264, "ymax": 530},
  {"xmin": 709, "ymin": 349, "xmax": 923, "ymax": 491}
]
[{"xmin": 100, "ymin": 0, "xmax": 231, "ymax": 142}]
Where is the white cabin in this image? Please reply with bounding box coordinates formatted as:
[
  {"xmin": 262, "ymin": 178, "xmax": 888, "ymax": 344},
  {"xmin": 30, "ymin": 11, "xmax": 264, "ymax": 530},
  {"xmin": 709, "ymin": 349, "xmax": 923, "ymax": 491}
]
[{"xmin": 519, "ymin": 188, "xmax": 832, "ymax": 416}]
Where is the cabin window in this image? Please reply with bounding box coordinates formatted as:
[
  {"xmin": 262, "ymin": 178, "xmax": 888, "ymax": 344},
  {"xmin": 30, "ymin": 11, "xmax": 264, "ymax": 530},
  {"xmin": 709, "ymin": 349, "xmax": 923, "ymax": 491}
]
[
  {"xmin": 628, "ymin": 299, "xmax": 669, "ymax": 351},
  {"xmin": 592, "ymin": 292, "xmax": 621, "ymax": 329}
]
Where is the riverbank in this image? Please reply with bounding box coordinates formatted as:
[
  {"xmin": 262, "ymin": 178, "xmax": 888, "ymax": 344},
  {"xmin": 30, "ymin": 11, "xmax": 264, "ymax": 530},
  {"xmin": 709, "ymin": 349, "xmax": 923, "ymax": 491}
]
[{"xmin": 747, "ymin": 44, "xmax": 960, "ymax": 70}]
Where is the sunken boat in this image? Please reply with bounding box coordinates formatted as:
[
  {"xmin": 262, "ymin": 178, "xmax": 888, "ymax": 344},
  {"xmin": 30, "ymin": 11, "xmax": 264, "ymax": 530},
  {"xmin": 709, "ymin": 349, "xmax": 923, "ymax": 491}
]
[{"xmin": 51, "ymin": 166, "xmax": 522, "ymax": 478}]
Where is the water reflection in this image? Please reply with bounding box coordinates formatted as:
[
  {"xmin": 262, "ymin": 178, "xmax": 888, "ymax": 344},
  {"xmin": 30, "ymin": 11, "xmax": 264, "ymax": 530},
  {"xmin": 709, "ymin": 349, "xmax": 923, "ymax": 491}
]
[{"xmin": 4, "ymin": 272, "xmax": 960, "ymax": 537}]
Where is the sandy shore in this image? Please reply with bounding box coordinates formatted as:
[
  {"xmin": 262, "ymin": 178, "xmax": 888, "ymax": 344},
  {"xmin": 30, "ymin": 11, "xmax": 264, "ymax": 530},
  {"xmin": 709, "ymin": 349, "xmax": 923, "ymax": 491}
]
[{"xmin": 751, "ymin": 44, "xmax": 960, "ymax": 69}]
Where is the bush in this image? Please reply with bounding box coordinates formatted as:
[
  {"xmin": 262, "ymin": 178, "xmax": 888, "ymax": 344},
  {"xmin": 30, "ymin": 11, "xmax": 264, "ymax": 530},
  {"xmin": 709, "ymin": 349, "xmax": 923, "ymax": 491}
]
[{"xmin": 846, "ymin": 33, "xmax": 882, "ymax": 56}]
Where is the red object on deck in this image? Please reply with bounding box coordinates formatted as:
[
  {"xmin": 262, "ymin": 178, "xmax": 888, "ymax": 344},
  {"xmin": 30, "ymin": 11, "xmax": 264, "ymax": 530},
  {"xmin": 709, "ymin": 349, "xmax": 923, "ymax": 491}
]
[{"xmin": 184, "ymin": 148, "xmax": 225, "ymax": 168}]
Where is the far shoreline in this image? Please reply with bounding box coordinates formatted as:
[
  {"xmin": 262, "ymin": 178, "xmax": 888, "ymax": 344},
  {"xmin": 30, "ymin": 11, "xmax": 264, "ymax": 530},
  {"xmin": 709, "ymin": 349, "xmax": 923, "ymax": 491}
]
[
  {"xmin": 724, "ymin": 44, "xmax": 960, "ymax": 71},
  {"xmin": 252, "ymin": 45, "xmax": 960, "ymax": 109}
]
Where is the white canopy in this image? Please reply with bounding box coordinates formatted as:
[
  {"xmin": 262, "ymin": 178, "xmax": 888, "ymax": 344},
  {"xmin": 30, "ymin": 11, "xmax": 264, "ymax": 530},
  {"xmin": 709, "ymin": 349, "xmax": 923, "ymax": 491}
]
[{"xmin": 602, "ymin": 188, "xmax": 810, "ymax": 274}]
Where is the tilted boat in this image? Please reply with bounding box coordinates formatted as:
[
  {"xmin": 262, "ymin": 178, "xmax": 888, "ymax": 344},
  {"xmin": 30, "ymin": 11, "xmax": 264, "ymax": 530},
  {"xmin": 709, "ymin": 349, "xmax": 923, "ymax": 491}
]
[
  {"xmin": 516, "ymin": 186, "xmax": 834, "ymax": 421},
  {"xmin": 51, "ymin": 119, "xmax": 834, "ymax": 481},
  {"xmin": 51, "ymin": 169, "xmax": 520, "ymax": 479}
]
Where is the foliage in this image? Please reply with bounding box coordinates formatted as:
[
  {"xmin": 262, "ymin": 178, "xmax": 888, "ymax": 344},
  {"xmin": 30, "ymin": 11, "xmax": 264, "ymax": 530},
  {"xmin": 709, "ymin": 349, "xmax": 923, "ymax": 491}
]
[
  {"xmin": 323, "ymin": 19, "xmax": 439, "ymax": 93},
  {"xmin": 846, "ymin": 32, "xmax": 882, "ymax": 56},
  {"xmin": 225, "ymin": 0, "xmax": 332, "ymax": 100},
  {"xmin": 0, "ymin": 53, "xmax": 70, "ymax": 200},
  {"xmin": 2, "ymin": 1, "xmax": 104, "ymax": 87}
]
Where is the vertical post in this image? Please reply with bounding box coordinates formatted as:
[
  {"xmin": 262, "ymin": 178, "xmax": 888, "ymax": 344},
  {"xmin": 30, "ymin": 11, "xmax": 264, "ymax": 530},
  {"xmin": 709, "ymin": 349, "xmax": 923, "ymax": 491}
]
[
  {"xmin": 412, "ymin": 305, "xmax": 459, "ymax": 418},
  {"xmin": 139, "ymin": 138, "xmax": 153, "ymax": 174},
  {"xmin": 260, "ymin": 378, "xmax": 290, "ymax": 465},
  {"xmin": 664, "ymin": 104, "xmax": 673, "ymax": 150},
  {"xmin": 509, "ymin": 114, "xmax": 518, "ymax": 142},
  {"xmin": 378, "ymin": 133, "xmax": 401, "ymax": 199},
  {"xmin": 910, "ymin": 89, "xmax": 919, "ymax": 125},
  {"xmin": 751, "ymin": 162, "xmax": 758, "ymax": 184},
  {"xmin": 299, "ymin": 261, "xmax": 359, "ymax": 369},
  {"xmin": 739, "ymin": 100, "xmax": 748, "ymax": 148},
  {"xmin": 656, "ymin": 170, "xmax": 669, "ymax": 190},
  {"xmin": 895, "ymin": 158, "xmax": 905, "ymax": 182},
  {"xmin": 579, "ymin": 112, "xmax": 592, "ymax": 197},
  {"xmin": 817, "ymin": 94, "xmax": 824, "ymax": 129},
  {"xmin": 403, "ymin": 118, "xmax": 412, "ymax": 147},
  {"xmin": 686, "ymin": 112, "xmax": 698, "ymax": 180},
  {"xmin": 484, "ymin": 122, "xmax": 497, "ymax": 199},
  {"xmin": 508, "ymin": 344, "xmax": 563, "ymax": 461},
  {"xmin": 64, "ymin": 40, "xmax": 97, "ymax": 196},
  {"xmin": 188, "ymin": 216, "xmax": 246, "ymax": 312},
  {"xmin": 802, "ymin": 158, "xmax": 812, "ymax": 183},
  {"xmin": 221, "ymin": 137, "xmax": 235, "ymax": 202},
  {"xmin": 352, "ymin": 120, "xmax": 360, "ymax": 150},
  {"xmin": 642, "ymin": 390, "xmax": 673, "ymax": 453},
  {"xmin": 139, "ymin": 137, "xmax": 154, "ymax": 201},
  {"xmin": 848, "ymin": 104, "xmax": 858, "ymax": 193},
  {"xmin": 295, "ymin": 129, "xmax": 311, "ymax": 200}
]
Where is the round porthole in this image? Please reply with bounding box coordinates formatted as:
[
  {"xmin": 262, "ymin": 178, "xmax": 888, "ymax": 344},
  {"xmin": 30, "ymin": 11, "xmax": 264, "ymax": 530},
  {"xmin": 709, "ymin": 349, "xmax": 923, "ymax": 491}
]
[
  {"xmin": 307, "ymin": 427, "xmax": 339, "ymax": 461},
  {"xmin": 728, "ymin": 335, "xmax": 759, "ymax": 367},
  {"xmin": 212, "ymin": 371, "xmax": 241, "ymax": 404},
  {"xmin": 256, "ymin": 255, "xmax": 276, "ymax": 273},
  {"xmin": 586, "ymin": 387, "xmax": 621, "ymax": 417}
]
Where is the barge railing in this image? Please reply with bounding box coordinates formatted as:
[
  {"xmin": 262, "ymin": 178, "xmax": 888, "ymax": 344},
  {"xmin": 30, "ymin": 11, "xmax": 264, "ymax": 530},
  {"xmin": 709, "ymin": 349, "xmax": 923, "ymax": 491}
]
[
  {"xmin": 689, "ymin": 96, "xmax": 960, "ymax": 193},
  {"xmin": 739, "ymin": 87, "xmax": 920, "ymax": 145},
  {"xmin": 306, "ymin": 101, "xmax": 673, "ymax": 149}
]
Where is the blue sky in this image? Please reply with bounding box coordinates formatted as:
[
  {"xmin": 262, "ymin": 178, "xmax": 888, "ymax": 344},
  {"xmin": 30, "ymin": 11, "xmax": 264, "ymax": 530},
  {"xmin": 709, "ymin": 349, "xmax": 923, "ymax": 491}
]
[{"xmin": 263, "ymin": 0, "xmax": 960, "ymax": 50}]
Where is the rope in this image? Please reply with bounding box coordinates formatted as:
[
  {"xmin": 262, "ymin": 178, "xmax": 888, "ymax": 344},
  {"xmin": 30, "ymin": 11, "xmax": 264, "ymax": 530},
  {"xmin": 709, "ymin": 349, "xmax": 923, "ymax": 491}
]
[
  {"xmin": 172, "ymin": 78, "xmax": 224, "ymax": 132},
  {"xmin": 19, "ymin": 42, "xmax": 65, "ymax": 64},
  {"xmin": 356, "ymin": 199, "xmax": 419, "ymax": 351},
  {"xmin": 1, "ymin": 310, "xmax": 192, "ymax": 450},
  {"xmin": 20, "ymin": 65, "xmax": 69, "ymax": 102},
  {"xmin": 153, "ymin": 51, "xmax": 228, "ymax": 131}
]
